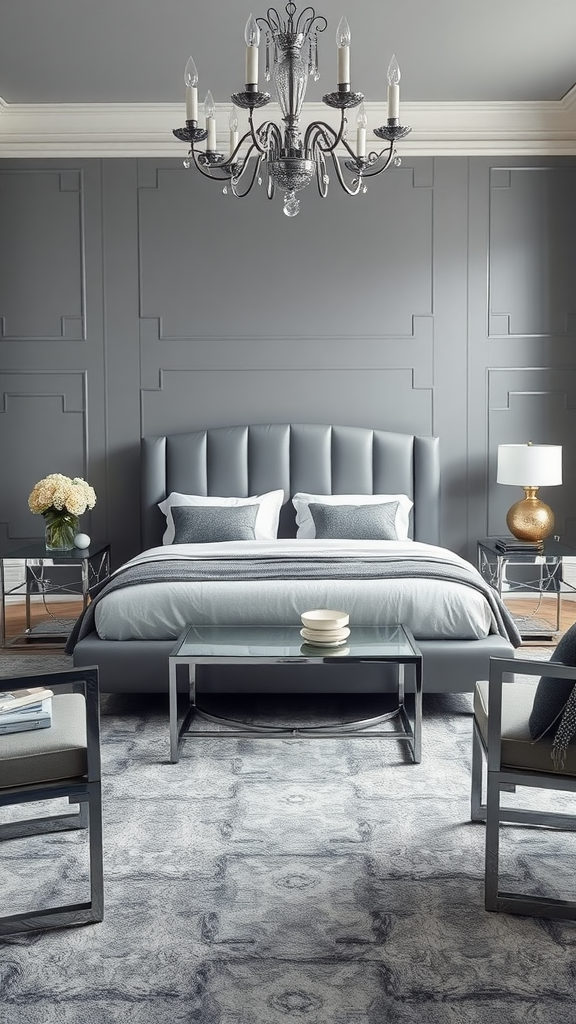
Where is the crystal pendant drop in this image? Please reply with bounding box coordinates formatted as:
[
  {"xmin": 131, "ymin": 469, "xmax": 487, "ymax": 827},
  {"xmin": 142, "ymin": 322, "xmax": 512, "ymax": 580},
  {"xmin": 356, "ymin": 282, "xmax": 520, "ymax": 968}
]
[
  {"xmin": 183, "ymin": 157, "xmax": 191, "ymax": 169},
  {"xmin": 283, "ymin": 192, "xmax": 300, "ymax": 217},
  {"xmin": 394, "ymin": 156, "xmax": 402, "ymax": 166},
  {"xmin": 222, "ymin": 186, "xmax": 228, "ymax": 194}
]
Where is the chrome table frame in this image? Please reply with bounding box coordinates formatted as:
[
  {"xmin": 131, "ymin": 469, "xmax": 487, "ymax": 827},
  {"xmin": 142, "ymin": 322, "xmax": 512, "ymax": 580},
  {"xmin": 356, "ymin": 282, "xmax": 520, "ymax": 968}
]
[{"xmin": 168, "ymin": 624, "xmax": 423, "ymax": 765}]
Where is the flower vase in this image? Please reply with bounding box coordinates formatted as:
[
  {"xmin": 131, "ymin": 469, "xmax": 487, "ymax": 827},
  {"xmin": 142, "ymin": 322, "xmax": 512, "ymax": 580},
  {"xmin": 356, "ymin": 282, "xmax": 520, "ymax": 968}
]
[{"xmin": 44, "ymin": 511, "xmax": 79, "ymax": 551}]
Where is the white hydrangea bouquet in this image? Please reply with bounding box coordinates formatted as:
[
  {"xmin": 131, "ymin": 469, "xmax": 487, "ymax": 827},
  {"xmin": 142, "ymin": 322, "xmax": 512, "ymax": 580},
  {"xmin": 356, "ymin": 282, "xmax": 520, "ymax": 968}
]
[{"xmin": 28, "ymin": 473, "xmax": 96, "ymax": 550}]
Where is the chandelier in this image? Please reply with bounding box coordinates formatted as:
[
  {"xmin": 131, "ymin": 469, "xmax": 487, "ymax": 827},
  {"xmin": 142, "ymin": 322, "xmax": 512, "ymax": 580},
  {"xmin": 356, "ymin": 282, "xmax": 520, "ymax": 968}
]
[{"xmin": 173, "ymin": 2, "xmax": 411, "ymax": 217}]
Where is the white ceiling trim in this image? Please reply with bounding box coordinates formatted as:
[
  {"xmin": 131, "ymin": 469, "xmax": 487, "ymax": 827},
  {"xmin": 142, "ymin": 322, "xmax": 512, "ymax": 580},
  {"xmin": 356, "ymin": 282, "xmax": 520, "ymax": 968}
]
[{"xmin": 1, "ymin": 87, "xmax": 576, "ymax": 158}]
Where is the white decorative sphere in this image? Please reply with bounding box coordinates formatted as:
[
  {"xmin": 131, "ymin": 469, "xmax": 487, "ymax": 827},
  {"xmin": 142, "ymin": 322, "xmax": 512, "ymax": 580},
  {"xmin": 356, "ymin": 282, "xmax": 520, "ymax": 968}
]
[{"xmin": 74, "ymin": 533, "xmax": 91, "ymax": 549}]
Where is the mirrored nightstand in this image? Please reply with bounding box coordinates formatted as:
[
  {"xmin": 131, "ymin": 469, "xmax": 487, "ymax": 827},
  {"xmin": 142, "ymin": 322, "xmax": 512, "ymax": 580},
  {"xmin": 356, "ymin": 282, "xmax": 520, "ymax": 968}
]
[{"xmin": 0, "ymin": 541, "xmax": 110, "ymax": 649}]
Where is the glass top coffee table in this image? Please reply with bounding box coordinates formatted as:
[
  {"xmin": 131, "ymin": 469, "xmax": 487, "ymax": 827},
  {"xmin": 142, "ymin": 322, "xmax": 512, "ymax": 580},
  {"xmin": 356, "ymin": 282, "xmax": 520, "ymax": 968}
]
[{"xmin": 168, "ymin": 623, "xmax": 422, "ymax": 765}]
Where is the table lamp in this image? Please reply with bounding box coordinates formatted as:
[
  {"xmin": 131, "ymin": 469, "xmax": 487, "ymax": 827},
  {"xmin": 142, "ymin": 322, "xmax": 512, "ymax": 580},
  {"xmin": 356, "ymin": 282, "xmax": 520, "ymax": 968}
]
[{"xmin": 497, "ymin": 442, "xmax": 562, "ymax": 542}]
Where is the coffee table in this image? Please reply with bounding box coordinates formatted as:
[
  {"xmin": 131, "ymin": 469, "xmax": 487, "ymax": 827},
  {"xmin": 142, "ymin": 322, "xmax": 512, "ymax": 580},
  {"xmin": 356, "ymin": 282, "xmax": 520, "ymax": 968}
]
[{"xmin": 168, "ymin": 623, "xmax": 422, "ymax": 764}]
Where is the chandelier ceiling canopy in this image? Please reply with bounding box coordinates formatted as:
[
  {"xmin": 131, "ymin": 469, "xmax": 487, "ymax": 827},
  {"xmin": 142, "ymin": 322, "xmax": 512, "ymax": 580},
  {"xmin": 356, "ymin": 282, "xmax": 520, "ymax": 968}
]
[{"xmin": 173, "ymin": 2, "xmax": 411, "ymax": 216}]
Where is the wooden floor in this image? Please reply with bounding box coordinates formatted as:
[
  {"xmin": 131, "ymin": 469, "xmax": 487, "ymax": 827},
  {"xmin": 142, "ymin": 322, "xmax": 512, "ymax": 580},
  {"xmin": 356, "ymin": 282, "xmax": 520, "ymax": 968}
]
[{"xmin": 3, "ymin": 594, "xmax": 576, "ymax": 649}]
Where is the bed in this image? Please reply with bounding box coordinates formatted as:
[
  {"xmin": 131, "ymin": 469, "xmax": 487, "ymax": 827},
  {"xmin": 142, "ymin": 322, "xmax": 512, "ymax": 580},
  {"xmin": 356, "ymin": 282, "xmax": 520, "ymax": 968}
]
[{"xmin": 69, "ymin": 423, "xmax": 520, "ymax": 693}]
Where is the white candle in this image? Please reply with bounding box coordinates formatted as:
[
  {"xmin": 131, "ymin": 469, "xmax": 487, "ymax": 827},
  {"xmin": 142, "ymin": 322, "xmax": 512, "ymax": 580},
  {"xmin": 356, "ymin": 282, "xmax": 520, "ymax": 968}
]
[
  {"xmin": 206, "ymin": 117, "xmax": 217, "ymax": 151},
  {"xmin": 387, "ymin": 55, "xmax": 401, "ymax": 120},
  {"xmin": 387, "ymin": 83, "xmax": 399, "ymax": 119},
  {"xmin": 336, "ymin": 17, "xmax": 351, "ymax": 86},
  {"xmin": 229, "ymin": 107, "xmax": 239, "ymax": 158},
  {"xmin": 246, "ymin": 45, "xmax": 258, "ymax": 86},
  {"xmin": 184, "ymin": 56, "xmax": 199, "ymax": 122},
  {"xmin": 186, "ymin": 85, "xmax": 198, "ymax": 122},
  {"xmin": 204, "ymin": 91, "xmax": 217, "ymax": 151},
  {"xmin": 245, "ymin": 14, "xmax": 260, "ymax": 86}
]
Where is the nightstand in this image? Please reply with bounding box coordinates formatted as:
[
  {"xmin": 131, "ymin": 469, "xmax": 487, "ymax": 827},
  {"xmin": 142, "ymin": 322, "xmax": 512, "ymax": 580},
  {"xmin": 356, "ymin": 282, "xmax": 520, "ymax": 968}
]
[
  {"xmin": 477, "ymin": 538, "xmax": 576, "ymax": 641},
  {"xmin": 0, "ymin": 541, "xmax": 110, "ymax": 649}
]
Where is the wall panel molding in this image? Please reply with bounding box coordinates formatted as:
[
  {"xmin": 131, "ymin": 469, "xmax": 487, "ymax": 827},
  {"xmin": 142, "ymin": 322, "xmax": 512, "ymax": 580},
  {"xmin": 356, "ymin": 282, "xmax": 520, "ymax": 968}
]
[{"xmin": 0, "ymin": 168, "xmax": 86, "ymax": 341}]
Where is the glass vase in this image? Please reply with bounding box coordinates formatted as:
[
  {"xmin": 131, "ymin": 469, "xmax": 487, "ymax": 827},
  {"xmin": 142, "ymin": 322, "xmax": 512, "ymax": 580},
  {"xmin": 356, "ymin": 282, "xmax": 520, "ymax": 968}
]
[{"xmin": 44, "ymin": 511, "xmax": 79, "ymax": 551}]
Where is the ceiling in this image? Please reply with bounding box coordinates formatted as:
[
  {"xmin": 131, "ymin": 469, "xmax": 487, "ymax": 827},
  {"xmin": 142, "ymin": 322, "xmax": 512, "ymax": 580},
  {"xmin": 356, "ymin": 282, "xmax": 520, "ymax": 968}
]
[
  {"xmin": 1, "ymin": 0, "xmax": 576, "ymax": 106},
  {"xmin": 1, "ymin": 1, "xmax": 576, "ymax": 158}
]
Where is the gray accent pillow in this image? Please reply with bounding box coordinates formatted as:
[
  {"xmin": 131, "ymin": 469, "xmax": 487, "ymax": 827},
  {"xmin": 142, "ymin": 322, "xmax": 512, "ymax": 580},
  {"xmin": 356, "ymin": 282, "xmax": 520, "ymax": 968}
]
[
  {"xmin": 171, "ymin": 503, "xmax": 258, "ymax": 544},
  {"xmin": 528, "ymin": 621, "xmax": 576, "ymax": 740},
  {"xmin": 308, "ymin": 502, "xmax": 400, "ymax": 541}
]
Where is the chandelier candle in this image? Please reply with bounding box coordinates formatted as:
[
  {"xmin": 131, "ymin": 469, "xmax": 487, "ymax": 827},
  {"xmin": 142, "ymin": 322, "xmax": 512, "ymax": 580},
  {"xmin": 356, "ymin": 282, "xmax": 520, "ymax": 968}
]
[
  {"xmin": 204, "ymin": 91, "xmax": 217, "ymax": 150},
  {"xmin": 229, "ymin": 107, "xmax": 239, "ymax": 156},
  {"xmin": 336, "ymin": 16, "xmax": 351, "ymax": 88},
  {"xmin": 387, "ymin": 55, "xmax": 401, "ymax": 119},
  {"xmin": 185, "ymin": 56, "xmax": 199, "ymax": 122},
  {"xmin": 245, "ymin": 14, "xmax": 260, "ymax": 86}
]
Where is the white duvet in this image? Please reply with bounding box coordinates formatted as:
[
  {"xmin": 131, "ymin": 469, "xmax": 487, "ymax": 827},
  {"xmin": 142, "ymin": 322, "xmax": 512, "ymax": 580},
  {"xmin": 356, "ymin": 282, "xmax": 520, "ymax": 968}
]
[{"xmin": 93, "ymin": 539, "xmax": 498, "ymax": 642}]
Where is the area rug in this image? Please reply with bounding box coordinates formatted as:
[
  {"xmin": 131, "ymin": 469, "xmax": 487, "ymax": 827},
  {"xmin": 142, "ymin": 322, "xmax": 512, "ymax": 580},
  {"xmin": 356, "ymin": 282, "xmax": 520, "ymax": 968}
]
[{"xmin": 2, "ymin": 648, "xmax": 575, "ymax": 1024}]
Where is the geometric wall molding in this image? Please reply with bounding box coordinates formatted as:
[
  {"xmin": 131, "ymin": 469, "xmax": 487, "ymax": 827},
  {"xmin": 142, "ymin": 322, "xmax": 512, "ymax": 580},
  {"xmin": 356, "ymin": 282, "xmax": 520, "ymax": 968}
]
[
  {"xmin": 0, "ymin": 371, "xmax": 89, "ymax": 541},
  {"xmin": 488, "ymin": 164, "xmax": 576, "ymax": 339},
  {"xmin": 0, "ymin": 169, "xmax": 85, "ymax": 341},
  {"xmin": 136, "ymin": 165, "xmax": 433, "ymax": 343}
]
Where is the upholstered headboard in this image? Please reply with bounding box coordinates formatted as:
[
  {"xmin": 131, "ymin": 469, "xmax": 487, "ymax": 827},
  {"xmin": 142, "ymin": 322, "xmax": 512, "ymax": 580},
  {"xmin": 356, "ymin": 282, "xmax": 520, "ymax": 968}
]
[{"xmin": 141, "ymin": 423, "xmax": 440, "ymax": 550}]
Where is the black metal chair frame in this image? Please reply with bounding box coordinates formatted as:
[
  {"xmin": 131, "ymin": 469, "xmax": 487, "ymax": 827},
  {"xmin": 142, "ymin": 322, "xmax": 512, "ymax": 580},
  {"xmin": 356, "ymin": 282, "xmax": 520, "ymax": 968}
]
[
  {"xmin": 0, "ymin": 666, "xmax": 103, "ymax": 936},
  {"xmin": 471, "ymin": 655, "xmax": 576, "ymax": 919}
]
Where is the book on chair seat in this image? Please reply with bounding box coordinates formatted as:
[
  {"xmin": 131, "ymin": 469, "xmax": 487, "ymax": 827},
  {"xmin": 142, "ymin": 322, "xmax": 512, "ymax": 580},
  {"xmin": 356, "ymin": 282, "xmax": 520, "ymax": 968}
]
[
  {"xmin": 0, "ymin": 697, "xmax": 52, "ymax": 734},
  {"xmin": 0, "ymin": 686, "xmax": 53, "ymax": 715}
]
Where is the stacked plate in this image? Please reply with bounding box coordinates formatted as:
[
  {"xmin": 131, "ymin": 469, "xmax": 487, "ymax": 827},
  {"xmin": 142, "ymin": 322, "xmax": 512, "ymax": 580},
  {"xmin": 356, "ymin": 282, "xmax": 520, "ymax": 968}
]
[{"xmin": 300, "ymin": 609, "xmax": 350, "ymax": 647}]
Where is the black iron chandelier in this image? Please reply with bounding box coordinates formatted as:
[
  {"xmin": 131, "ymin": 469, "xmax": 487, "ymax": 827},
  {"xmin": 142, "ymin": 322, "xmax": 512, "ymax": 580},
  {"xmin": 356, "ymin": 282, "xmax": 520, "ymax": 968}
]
[{"xmin": 173, "ymin": 3, "xmax": 411, "ymax": 217}]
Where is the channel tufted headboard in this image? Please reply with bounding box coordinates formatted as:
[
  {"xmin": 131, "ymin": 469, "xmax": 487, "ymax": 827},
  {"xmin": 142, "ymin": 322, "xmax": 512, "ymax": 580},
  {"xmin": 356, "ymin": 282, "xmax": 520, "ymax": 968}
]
[{"xmin": 140, "ymin": 423, "xmax": 440, "ymax": 550}]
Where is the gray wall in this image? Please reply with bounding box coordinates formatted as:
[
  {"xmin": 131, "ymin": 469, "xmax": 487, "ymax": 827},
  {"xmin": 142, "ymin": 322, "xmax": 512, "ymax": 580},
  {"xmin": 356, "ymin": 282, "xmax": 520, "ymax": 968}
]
[{"xmin": 1, "ymin": 155, "xmax": 575, "ymax": 568}]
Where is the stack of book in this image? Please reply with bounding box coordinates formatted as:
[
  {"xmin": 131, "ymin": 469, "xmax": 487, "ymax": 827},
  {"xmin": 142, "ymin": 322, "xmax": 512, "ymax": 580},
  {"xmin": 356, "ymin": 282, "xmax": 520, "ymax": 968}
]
[
  {"xmin": 0, "ymin": 686, "xmax": 54, "ymax": 735},
  {"xmin": 494, "ymin": 537, "xmax": 544, "ymax": 553}
]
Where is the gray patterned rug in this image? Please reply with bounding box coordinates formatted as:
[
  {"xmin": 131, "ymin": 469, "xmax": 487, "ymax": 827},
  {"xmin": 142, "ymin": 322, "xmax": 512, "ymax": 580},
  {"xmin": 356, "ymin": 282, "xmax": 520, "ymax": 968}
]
[{"xmin": 2, "ymin": 647, "xmax": 576, "ymax": 1024}]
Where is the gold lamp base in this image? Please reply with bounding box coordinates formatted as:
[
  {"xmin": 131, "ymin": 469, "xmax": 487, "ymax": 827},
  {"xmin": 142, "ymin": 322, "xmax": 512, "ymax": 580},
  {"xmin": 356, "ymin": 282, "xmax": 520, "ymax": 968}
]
[{"xmin": 506, "ymin": 486, "xmax": 555, "ymax": 542}]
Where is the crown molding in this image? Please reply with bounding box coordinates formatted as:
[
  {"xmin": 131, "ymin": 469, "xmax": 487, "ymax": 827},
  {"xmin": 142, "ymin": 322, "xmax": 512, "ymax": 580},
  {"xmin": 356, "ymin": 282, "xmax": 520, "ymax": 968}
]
[{"xmin": 1, "ymin": 86, "xmax": 576, "ymax": 158}]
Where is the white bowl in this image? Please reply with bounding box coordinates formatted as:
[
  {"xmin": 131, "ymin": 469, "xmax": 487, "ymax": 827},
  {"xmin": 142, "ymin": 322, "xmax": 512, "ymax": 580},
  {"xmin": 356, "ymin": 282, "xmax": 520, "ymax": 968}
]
[
  {"xmin": 300, "ymin": 608, "xmax": 349, "ymax": 630},
  {"xmin": 301, "ymin": 626, "xmax": 351, "ymax": 643}
]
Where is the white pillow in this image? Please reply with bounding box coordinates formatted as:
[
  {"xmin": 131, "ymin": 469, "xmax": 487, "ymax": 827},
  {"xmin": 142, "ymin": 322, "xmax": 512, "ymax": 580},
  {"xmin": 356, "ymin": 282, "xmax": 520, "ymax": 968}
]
[
  {"xmin": 292, "ymin": 492, "xmax": 413, "ymax": 540},
  {"xmin": 158, "ymin": 489, "xmax": 284, "ymax": 545}
]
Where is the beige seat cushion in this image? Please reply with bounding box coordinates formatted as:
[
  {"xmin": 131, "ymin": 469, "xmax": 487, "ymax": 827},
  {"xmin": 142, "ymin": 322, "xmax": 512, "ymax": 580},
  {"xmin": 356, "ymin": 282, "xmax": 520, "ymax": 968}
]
[
  {"xmin": 475, "ymin": 679, "xmax": 576, "ymax": 776},
  {"xmin": 0, "ymin": 693, "xmax": 87, "ymax": 789}
]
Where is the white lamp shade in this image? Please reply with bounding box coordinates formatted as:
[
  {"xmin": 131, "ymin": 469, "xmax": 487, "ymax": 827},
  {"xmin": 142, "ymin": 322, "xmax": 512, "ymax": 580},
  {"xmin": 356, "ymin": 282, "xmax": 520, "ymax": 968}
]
[{"xmin": 497, "ymin": 444, "xmax": 562, "ymax": 487}]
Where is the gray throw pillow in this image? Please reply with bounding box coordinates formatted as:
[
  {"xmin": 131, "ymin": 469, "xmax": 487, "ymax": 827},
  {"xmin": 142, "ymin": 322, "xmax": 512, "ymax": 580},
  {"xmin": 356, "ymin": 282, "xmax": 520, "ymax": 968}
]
[
  {"xmin": 171, "ymin": 503, "xmax": 258, "ymax": 544},
  {"xmin": 528, "ymin": 621, "xmax": 576, "ymax": 740},
  {"xmin": 308, "ymin": 502, "xmax": 399, "ymax": 541}
]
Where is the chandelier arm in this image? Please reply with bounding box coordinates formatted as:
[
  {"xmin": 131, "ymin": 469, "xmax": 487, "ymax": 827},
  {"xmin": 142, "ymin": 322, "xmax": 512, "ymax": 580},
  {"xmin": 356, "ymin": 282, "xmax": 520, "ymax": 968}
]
[
  {"xmin": 256, "ymin": 119, "xmax": 283, "ymax": 155},
  {"xmin": 356, "ymin": 144, "xmax": 396, "ymax": 179},
  {"xmin": 228, "ymin": 129, "xmax": 254, "ymax": 168},
  {"xmin": 304, "ymin": 112, "xmax": 348, "ymax": 154},
  {"xmin": 314, "ymin": 150, "xmax": 329, "ymax": 198},
  {"xmin": 189, "ymin": 149, "xmax": 233, "ymax": 182},
  {"xmin": 230, "ymin": 152, "xmax": 266, "ymax": 199},
  {"xmin": 329, "ymin": 151, "xmax": 363, "ymax": 196},
  {"xmin": 248, "ymin": 112, "xmax": 283, "ymax": 156}
]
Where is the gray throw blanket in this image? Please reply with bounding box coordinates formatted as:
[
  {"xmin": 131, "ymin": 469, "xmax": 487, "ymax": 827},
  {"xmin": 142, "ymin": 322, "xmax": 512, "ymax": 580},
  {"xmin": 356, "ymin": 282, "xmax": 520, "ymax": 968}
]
[{"xmin": 65, "ymin": 553, "xmax": 522, "ymax": 653}]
